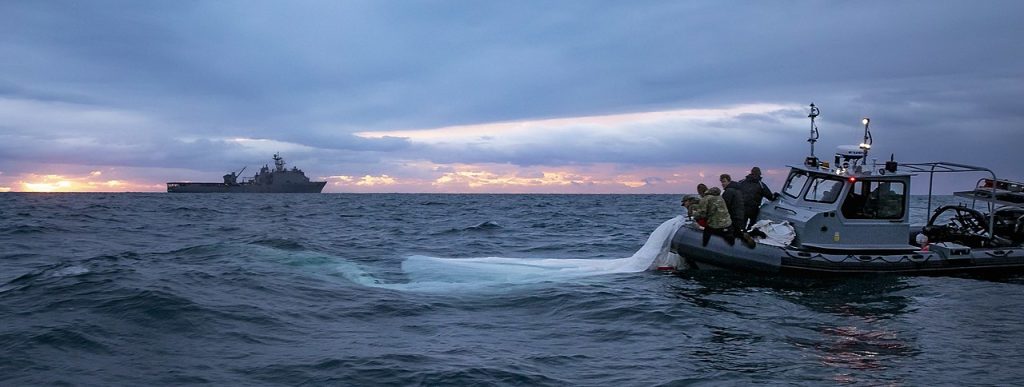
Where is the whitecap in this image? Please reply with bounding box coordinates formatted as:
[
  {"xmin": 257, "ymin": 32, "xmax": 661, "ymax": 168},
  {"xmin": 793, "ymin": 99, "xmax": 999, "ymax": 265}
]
[{"xmin": 50, "ymin": 265, "xmax": 90, "ymax": 278}]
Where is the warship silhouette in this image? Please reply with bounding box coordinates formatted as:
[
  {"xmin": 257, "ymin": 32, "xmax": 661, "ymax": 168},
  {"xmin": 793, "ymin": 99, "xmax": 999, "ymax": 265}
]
[{"xmin": 167, "ymin": 153, "xmax": 326, "ymax": 193}]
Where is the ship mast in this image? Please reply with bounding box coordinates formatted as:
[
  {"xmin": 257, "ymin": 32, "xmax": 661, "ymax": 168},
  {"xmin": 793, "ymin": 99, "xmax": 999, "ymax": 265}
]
[{"xmin": 273, "ymin": 153, "xmax": 285, "ymax": 172}]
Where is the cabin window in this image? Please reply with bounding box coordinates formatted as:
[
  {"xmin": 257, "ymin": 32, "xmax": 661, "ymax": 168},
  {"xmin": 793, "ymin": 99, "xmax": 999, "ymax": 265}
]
[
  {"xmin": 782, "ymin": 171, "xmax": 808, "ymax": 198},
  {"xmin": 841, "ymin": 180, "xmax": 906, "ymax": 219},
  {"xmin": 804, "ymin": 177, "xmax": 845, "ymax": 203}
]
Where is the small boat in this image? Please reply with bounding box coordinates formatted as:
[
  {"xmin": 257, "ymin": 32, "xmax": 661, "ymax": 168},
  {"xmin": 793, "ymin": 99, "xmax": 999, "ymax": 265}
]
[{"xmin": 670, "ymin": 104, "xmax": 1024, "ymax": 276}]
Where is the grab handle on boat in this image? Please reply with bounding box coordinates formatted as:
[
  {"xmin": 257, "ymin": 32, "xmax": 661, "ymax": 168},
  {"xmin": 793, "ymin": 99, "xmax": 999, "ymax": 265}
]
[{"xmin": 774, "ymin": 206, "xmax": 797, "ymax": 215}]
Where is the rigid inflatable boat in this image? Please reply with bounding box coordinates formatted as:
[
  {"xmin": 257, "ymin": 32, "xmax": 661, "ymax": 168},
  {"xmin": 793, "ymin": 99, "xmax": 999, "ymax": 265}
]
[{"xmin": 670, "ymin": 104, "xmax": 1024, "ymax": 276}]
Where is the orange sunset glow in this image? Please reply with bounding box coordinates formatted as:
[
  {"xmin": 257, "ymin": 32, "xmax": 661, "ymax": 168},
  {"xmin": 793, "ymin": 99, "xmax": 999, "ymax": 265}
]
[
  {"xmin": 314, "ymin": 163, "xmax": 781, "ymax": 194},
  {"xmin": 7, "ymin": 171, "xmax": 163, "ymax": 193},
  {"xmin": 0, "ymin": 163, "xmax": 784, "ymax": 194}
]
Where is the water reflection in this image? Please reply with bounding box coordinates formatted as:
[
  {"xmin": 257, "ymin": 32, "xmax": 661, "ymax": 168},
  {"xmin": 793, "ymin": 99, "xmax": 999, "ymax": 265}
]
[
  {"xmin": 784, "ymin": 278, "xmax": 918, "ymax": 382},
  {"xmin": 672, "ymin": 272, "xmax": 921, "ymax": 384},
  {"xmin": 813, "ymin": 324, "xmax": 916, "ymax": 383},
  {"xmin": 784, "ymin": 276, "xmax": 913, "ymax": 317}
]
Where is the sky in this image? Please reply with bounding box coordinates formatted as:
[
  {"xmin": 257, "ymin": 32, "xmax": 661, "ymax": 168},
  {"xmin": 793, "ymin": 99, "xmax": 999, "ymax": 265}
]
[{"xmin": 1, "ymin": 0, "xmax": 1022, "ymax": 193}]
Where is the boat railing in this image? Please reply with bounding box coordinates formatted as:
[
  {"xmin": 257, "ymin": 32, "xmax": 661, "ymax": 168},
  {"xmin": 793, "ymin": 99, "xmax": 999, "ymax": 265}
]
[{"xmin": 900, "ymin": 161, "xmax": 999, "ymax": 239}]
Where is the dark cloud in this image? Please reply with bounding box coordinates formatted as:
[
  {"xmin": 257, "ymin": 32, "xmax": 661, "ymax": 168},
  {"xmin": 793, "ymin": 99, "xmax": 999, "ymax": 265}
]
[
  {"xmin": 1, "ymin": 0, "xmax": 1022, "ymax": 190},
  {"xmin": 4, "ymin": 1, "xmax": 1019, "ymax": 128}
]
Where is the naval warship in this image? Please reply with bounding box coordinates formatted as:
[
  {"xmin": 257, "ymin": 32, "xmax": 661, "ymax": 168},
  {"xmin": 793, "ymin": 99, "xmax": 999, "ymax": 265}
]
[{"xmin": 167, "ymin": 153, "xmax": 327, "ymax": 193}]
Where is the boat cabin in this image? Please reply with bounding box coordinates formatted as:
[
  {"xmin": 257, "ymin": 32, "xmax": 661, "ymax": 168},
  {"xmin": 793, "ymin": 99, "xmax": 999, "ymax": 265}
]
[{"xmin": 759, "ymin": 163, "xmax": 915, "ymax": 252}]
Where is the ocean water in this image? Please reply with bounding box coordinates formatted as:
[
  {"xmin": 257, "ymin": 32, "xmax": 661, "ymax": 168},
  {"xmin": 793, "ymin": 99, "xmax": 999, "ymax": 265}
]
[{"xmin": 2, "ymin": 193, "xmax": 1023, "ymax": 385}]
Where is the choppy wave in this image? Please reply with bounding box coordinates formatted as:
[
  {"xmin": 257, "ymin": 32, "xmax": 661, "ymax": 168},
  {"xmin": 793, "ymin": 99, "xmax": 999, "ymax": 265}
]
[
  {"xmin": 435, "ymin": 220, "xmax": 505, "ymax": 235},
  {"xmin": 250, "ymin": 238, "xmax": 306, "ymax": 251},
  {"xmin": 2, "ymin": 193, "xmax": 1023, "ymax": 386},
  {"xmin": 1, "ymin": 224, "xmax": 69, "ymax": 235}
]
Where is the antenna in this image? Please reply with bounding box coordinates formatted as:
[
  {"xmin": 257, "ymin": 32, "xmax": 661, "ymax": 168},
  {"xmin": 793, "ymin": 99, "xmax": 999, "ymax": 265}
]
[
  {"xmin": 805, "ymin": 103, "xmax": 821, "ymax": 167},
  {"xmin": 808, "ymin": 103, "xmax": 820, "ymax": 156},
  {"xmin": 859, "ymin": 117, "xmax": 872, "ymax": 161}
]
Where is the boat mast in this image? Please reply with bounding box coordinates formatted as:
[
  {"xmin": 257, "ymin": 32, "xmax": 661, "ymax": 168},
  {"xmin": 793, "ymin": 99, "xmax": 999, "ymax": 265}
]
[
  {"xmin": 859, "ymin": 117, "xmax": 872, "ymax": 161},
  {"xmin": 805, "ymin": 103, "xmax": 820, "ymax": 167}
]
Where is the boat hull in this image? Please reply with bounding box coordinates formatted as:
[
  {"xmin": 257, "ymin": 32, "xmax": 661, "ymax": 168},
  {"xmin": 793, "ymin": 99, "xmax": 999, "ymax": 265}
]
[
  {"xmin": 166, "ymin": 182, "xmax": 326, "ymax": 193},
  {"xmin": 670, "ymin": 223, "xmax": 1024, "ymax": 276}
]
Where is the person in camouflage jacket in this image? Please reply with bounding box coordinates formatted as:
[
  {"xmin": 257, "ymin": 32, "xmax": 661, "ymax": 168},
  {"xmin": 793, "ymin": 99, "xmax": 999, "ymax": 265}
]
[{"xmin": 689, "ymin": 185, "xmax": 735, "ymax": 246}]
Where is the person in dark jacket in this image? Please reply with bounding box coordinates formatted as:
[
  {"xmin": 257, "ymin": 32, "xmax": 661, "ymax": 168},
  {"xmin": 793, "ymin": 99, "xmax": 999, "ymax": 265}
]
[
  {"xmin": 738, "ymin": 167, "xmax": 774, "ymax": 229},
  {"xmin": 719, "ymin": 174, "xmax": 745, "ymax": 226},
  {"xmin": 720, "ymin": 174, "xmax": 755, "ymax": 247}
]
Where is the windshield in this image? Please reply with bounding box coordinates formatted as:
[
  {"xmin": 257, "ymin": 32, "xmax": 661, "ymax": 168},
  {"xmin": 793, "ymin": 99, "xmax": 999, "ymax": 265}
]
[
  {"xmin": 804, "ymin": 177, "xmax": 845, "ymax": 203},
  {"xmin": 782, "ymin": 171, "xmax": 808, "ymax": 198}
]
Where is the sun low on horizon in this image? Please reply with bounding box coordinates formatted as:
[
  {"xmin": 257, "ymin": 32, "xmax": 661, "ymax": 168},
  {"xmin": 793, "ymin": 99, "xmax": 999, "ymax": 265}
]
[
  {"xmin": 0, "ymin": 162, "xmax": 790, "ymax": 195},
  {"xmin": 2, "ymin": 171, "xmax": 163, "ymax": 193}
]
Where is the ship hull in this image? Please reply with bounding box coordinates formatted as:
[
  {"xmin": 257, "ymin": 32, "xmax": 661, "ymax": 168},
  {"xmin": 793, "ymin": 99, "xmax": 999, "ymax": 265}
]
[{"xmin": 167, "ymin": 182, "xmax": 326, "ymax": 193}]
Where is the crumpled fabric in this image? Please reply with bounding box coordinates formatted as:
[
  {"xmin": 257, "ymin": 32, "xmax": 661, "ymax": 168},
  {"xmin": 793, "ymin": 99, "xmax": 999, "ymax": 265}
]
[{"xmin": 750, "ymin": 219, "xmax": 796, "ymax": 247}]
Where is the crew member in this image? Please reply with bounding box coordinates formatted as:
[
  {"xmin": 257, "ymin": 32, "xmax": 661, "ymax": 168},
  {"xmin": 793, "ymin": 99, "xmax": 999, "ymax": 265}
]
[
  {"xmin": 721, "ymin": 174, "xmax": 755, "ymax": 247},
  {"xmin": 738, "ymin": 167, "xmax": 774, "ymax": 229},
  {"xmin": 696, "ymin": 186, "xmax": 735, "ymax": 246}
]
